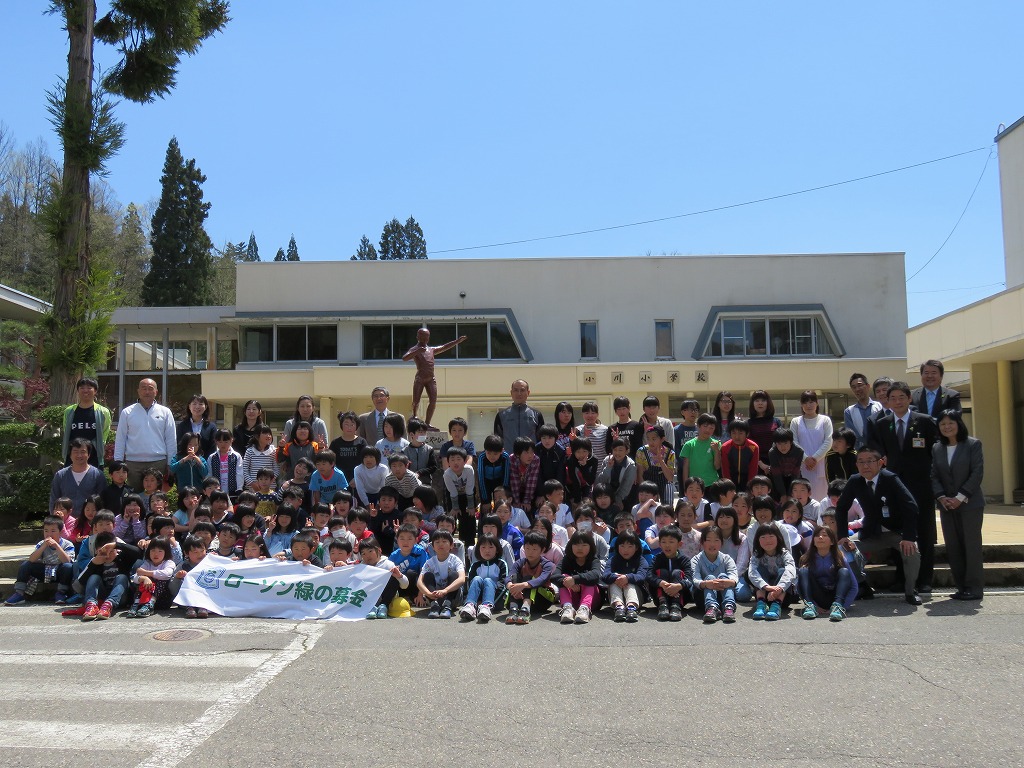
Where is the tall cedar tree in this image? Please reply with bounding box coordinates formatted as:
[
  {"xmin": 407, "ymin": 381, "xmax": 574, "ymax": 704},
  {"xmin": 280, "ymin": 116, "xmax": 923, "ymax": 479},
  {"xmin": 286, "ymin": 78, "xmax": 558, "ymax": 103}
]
[
  {"xmin": 351, "ymin": 234, "xmax": 377, "ymax": 260},
  {"xmin": 404, "ymin": 216, "xmax": 427, "ymax": 259},
  {"xmin": 378, "ymin": 218, "xmax": 406, "ymax": 260},
  {"xmin": 274, "ymin": 247, "xmax": 286, "ymax": 261},
  {"xmin": 286, "ymin": 234, "xmax": 300, "ymax": 261},
  {"xmin": 142, "ymin": 138, "xmax": 214, "ymax": 306},
  {"xmin": 244, "ymin": 231, "xmax": 260, "ymax": 262},
  {"xmin": 42, "ymin": 1, "xmax": 228, "ymax": 404}
]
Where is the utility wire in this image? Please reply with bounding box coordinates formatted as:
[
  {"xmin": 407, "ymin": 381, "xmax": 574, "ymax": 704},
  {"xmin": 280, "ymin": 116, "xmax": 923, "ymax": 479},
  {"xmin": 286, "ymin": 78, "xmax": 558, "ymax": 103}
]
[
  {"xmin": 429, "ymin": 145, "xmax": 991, "ymax": 255},
  {"xmin": 905, "ymin": 148, "xmax": 994, "ymax": 283},
  {"xmin": 908, "ymin": 281, "xmax": 1004, "ymax": 294}
]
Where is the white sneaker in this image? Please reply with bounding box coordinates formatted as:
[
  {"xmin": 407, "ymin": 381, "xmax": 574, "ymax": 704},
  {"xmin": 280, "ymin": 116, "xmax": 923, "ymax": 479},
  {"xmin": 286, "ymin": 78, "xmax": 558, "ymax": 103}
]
[
  {"xmin": 477, "ymin": 604, "xmax": 492, "ymax": 623},
  {"xmin": 459, "ymin": 603, "xmax": 477, "ymax": 621},
  {"xmin": 574, "ymin": 604, "xmax": 591, "ymax": 624},
  {"xmin": 559, "ymin": 605, "xmax": 576, "ymax": 624}
]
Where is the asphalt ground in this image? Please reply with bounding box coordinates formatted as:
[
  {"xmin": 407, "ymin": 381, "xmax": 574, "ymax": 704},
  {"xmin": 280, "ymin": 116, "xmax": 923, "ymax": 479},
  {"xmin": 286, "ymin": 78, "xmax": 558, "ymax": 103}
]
[{"xmin": 0, "ymin": 591, "xmax": 1021, "ymax": 768}]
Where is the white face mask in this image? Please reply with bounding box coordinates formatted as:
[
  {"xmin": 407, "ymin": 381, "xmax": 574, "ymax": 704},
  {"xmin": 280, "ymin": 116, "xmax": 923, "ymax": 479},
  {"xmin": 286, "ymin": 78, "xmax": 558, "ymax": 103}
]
[
  {"xmin": 414, "ymin": 432, "xmax": 427, "ymax": 442},
  {"xmin": 331, "ymin": 529, "xmax": 345, "ymax": 538},
  {"xmin": 576, "ymin": 520, "xmax": 593, "ymax": 532}
]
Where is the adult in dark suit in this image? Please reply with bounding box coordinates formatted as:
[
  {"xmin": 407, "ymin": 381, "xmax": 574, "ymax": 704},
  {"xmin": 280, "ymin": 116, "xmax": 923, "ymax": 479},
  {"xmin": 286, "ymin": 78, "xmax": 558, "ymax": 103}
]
[
  {"xmin": 911, "ymin": 359, "xmax": 962, "ymax": 418},
  {"xmin": 175, "ymin": 394, "xmax": 218, "ymax": 458},
  {"xmin": 869, "ymin": 380, "xmax": 938, "ymax": 593},
  {"xmin": 357, "ymin": 386, "xmax": 393, "ymax": 443},
  {"xmin": 835, "ymin": 446, "xmax": 922, "ymax": 605},
  {"xmin": 861, "ymin": 376, "xmax": 894, "ymax": 449},
  {"xmin": 930, "ymin": 409, "xmax": 985, "ymax": 600}
]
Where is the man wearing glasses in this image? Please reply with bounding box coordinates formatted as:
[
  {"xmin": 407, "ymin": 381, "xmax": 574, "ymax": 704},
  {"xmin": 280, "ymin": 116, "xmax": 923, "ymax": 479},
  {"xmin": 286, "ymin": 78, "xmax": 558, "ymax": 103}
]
[{"xmin": 834, "ymin": 447, "xmax": 923, "ymax": 606}]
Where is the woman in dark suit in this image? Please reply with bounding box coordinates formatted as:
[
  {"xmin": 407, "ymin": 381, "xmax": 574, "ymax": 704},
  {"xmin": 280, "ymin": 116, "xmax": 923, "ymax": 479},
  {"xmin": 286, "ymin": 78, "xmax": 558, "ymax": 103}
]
[{"xmin": 930, "ymin": 409, "xmax": 984, "ymax": 600}]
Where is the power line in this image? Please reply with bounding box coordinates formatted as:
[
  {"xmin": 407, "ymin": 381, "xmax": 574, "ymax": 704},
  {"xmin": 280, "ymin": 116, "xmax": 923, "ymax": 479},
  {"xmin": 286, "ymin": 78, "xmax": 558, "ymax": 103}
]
[
  {"xmin": 428, "ymin": 145, "xmax": 992, "ymax": 255},
  {"xmin": 908, "ymin": 281, "xmax": 1004, "ymax": 294},
  {"xmin": 905, "ymin": 149, "xmax": 994, "ymax": 283}
]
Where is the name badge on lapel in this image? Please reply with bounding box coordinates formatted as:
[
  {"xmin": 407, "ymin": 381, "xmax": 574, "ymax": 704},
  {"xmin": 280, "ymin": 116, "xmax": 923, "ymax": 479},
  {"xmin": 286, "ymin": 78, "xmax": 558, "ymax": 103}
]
[{"xmin": 912, "ymin": 437, "xmax": 925, "ymax": 449}]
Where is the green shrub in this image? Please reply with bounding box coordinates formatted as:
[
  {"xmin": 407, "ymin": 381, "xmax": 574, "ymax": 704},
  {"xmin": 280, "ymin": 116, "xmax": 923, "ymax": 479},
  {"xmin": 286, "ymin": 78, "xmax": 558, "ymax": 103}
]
[{"xmin": 0, "ymin": 468, "xmax": 51, "ymax": 523}]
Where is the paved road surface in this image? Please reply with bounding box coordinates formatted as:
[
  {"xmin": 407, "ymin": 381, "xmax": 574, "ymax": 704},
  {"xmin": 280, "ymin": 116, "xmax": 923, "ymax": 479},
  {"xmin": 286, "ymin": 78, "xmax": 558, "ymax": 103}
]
[{"xmin": 0, "ymin": 595, "xmax": 1021, "ymax": 767}]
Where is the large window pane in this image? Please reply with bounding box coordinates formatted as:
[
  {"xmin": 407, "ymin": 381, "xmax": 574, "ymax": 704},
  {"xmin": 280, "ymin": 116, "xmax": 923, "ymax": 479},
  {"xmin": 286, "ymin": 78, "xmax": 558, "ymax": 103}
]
[
  {"xmin": 746, "ymin": 319, "xmax": 767, "ymax": 355},
  {"xmin": 580, "ymin": 321, "xmax": 598, "ymax": 359},
  {"xmin": 308, "ymin": 325, "xmax": 337, "ymax": 360},
  {"xmin": 723, "ymin": 319, "xmax": 745, "ymax": 356},
  {"xmin": 277, "ymin": 326, "xmax": 306, "ymax": 361},
  {"xmin": 769, "ymin": 319, "xmax": 791, "ymax": 355},
  {"xmin": 792, "ymin": 318, "xmax": 812, "ymax": 355},
  {"xmin": 362, "ymin": 326, "xmax": 392, "ymax": 360},
  {"xmin": 490, "ymin": 322, "xmax": 520, "ymax": 359},
  {"xmin": 456, "ymin": 323, "xmax": 487, "ymax": 359},
  {"xmin": 427, "ymin": 324, "xmax": 458, "ymax": 359},
  {"xmin": 241, "ymin": 327, "xmax": 273, "ymax": 363},
  {"xmin": 655, "ymin": 320, "xmax": 673, "ymax": 358},
  {"xmin": 708, "ymin": 320, "xmax": 723, "ymax": 357},
  {"xmin": 392, "ymin": 324, "xmax": 421, "ymax": 360},
  {"xmin": 815, "ymin": 319, "xmax": 834, "ymax": 355}
]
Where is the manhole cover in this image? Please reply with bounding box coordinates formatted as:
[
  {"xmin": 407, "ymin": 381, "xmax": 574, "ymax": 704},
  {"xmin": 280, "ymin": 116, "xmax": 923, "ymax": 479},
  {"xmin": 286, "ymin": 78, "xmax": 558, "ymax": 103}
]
[{"xmin": 149, "ymin": 628, "xmax": 211, "ymax": 642}]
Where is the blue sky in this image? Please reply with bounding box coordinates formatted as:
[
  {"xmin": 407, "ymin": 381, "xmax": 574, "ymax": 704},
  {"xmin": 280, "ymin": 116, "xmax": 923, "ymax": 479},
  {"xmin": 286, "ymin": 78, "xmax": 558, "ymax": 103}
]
[{"xmin": 3, "ymin": 3, "xmax": 1022, "ymax": 326}]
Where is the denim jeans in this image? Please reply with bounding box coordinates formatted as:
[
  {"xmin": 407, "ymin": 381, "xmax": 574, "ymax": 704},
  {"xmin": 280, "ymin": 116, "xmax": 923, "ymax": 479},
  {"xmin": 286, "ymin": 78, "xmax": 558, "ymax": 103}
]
[
  {"xmin": 797, "ymin": 565, "xmax": 853, "ymax": 609},
  {"xmin": 696, "ymin": 574, "xmax": 736, "ymax": 609},
  {"xmin": 15, "ymin": 561, "xmax": 73, "ymax": 592},
  {"xmin": 84, "ymin": 573, "xmax": 130, "ymax": 608},
  {"xmin": 466, "ymin": 575, "xmax": 497, "ymax": 607}
]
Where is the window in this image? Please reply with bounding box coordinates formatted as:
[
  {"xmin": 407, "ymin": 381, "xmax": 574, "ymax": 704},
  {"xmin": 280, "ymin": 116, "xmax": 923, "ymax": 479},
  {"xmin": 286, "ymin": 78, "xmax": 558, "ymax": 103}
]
[
  {"xmin": 307, "ymin": 325, "xmax": 338, "ymax": 360},
  {"xmin": 241, "ymin": 324, "xmax": 337, "ymax": 363},
  {"xmin": 362, "ymin": 321, "xmax": 524, "ymax": 360},
  {"xmin": 241, "ymin": 327, "xmax": 273, "ymax": 363},
  {"xmin": 697, "ymin": 306, "xmax": 843, "ymax": 359},
  {"xmin": 579, "ymin": 322, "xmax": 598, "ymax": 359},
  {"xmin": 655, "ymin": 320, "xmax": 673, "ymax": 359}
]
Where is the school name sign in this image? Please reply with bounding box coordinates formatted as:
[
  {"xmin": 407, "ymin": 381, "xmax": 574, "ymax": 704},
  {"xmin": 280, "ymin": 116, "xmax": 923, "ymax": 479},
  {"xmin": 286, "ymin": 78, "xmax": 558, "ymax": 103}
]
[{"xmin": 175, "ymin": 554, "xmax": 390, "ymax": 621}]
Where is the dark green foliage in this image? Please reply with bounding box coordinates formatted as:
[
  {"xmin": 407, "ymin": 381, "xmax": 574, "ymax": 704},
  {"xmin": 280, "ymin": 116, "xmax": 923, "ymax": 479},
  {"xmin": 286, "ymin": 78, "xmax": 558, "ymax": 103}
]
[
  {"xmin": 142, "ymin": 137, "xmax": 214, "ymax": 306},
  {"xmin": 405, "ymin": 216, "xmax": 427, "ymax": 260},
  {"xmin": 244, "ymin": 231, "xmax": 260, "ymax": 262},
  {"xmin": 274, "ymin": 247, "xmax": 286, "ymax": 261},
  {"xmin": 378, "ymin": 218, "xmax": 405, "ymax": 260},
  {"xmin": 286, "ymin": 234, "xmax": 300, "ymax": 261},
  {"xmin": 351, "ymin": 235, "xmax": 377, "ymax": 260}
]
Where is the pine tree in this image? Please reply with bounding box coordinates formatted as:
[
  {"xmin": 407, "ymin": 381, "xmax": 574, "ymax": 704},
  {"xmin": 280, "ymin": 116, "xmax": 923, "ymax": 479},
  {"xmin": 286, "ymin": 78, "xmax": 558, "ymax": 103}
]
[
  {"xmin": 351, "ymin": 235, "xmax": 378, "ymax": 260},
  {"xmin": 286, "ymin": 234, "xmax": 300, "ymax": 261},
  {"xmin": 244, "ymin": 232, "xmax": 260, "ymax": 262},
  {"xmin": 109, "ymin": 203, "xmax": 149, "ymax": 305},
  {"xmin": 142, "ymin": 138, "xmax": 214, "ymax": 306},
  {"xmin": 274, "ymin": 247, "xmax": 286, "ymax": 261},
  {"xmin": 404, "ymin": 216, "xmax": 427, "ymax": 260},
  {"xmin": 378, "ymin": 218, "xmax": 406, "ymax": 260}
]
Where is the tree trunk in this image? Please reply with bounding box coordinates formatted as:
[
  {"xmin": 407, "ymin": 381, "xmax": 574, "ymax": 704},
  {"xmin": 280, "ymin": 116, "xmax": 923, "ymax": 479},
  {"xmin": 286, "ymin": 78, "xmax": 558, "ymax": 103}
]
[{"xmin": 49, "ymin": 0, "xmax": 95, "ymax": 406}]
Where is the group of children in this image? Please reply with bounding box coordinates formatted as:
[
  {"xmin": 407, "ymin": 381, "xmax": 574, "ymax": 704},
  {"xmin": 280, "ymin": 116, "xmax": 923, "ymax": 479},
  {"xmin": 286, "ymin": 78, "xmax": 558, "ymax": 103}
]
[{"xmin": 6, "ymin": 395, "xmax": 872, "ymax": 625}]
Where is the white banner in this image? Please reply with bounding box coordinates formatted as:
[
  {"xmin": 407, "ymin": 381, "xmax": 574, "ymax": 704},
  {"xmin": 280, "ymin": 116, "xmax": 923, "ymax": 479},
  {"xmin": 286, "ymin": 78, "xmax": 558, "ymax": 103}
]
[{"xmin": 175, "ymin": 554, "xmax": 390, "ymax": 621}]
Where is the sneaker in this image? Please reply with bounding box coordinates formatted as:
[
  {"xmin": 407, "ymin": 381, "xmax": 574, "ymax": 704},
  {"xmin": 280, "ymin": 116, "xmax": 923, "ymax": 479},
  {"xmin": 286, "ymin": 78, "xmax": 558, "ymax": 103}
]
[
  {"xmin": 460, "ymin": 603, "xmax": 478, "ymax": 621},
  {"xmin": 625, "ymin": 605, "xmax": 639, "ymax": 623},
  {"xmin": 752, "ymin": 600, "xmax": 767, "ymax": 620},
  {"xmin": 505, "ymin": 606, "xmax": 520, "ymax": 625},
  {"xmin": 439, "ymin": 606, "xmax": 453, "ymax": 620},
  {"xmin": 97, "ymin": 601, "xmax": 113, "ymax": 620},
  {"xmin": 765, "ymin": 602, "xmax": 782, "ymax": 621},
  {"xmin": 427, "ymin": 602, "xmax": 441, "ymax": 619},
  {"xmin": 657, "ymin": 601, "xmax": 670, "ymax": 621},
  {"xmin": 136, "ymin": 604, "xmax": 153, "ymax": 618},
  {"xmin": 82, "ymin": 602, "xmax": 100, "ymax": 621},
  {"xmin": 574, "ymin": 605, "xmax": 591, "ymax": 624},
  {"xmin": 559, "ymin": 605, "xmax": 576, "ymax": 624},
  {"xmin": 802, "ymin": 602, "xmax": 818, "ymax": 620},
  {"xmin": 613, "ymin": 604, "xmax": 627, "ymax": 622},
  {"xmin": 703, "ymin": 606, "xmax": 720, "ymax": 624},
  {"xmin": 186, "ymin": 607, "xmax": 198, "ymax": 619},
  {"xmin": 375, "ymin": 604, "xmax": 388, "ymax": 619},
  {"xmin": 125, "ymin": 605, "xmax": 139, "ymax": 618},
  {"xmin": 196, "ymin": 608, "xmax": 209, "ymax": 619},
  {"xmin": 722, "ymin": 605, "xmax": 736, "ymax": 623},
  {"xmin": 65, "ymin": 594, "xmax": 83, "ymax": 606},
  {"xmin": 4, "ymin": 592, "xmax": 26, "ymax": 606},
  {"xmin": 54, "ymin": 592, "xmax": 68, "ymax": 605},
  {"xmin": 516, "ymin": 608, "xmax": 530, "ymax": 625},
  {"xmin": 829, "ymin": 602, "xmax": 846, "ymax": 622},
  {"xmin": 365, "ymin": 606, "xmax": 378, "ymax": 620},
  {"xmin": 477, "ymin": 604, "xmax": 492, "ymax": 623},
  {"xmin": 668, "ymin": 602, "xmax": 683, "ymax": 622}
]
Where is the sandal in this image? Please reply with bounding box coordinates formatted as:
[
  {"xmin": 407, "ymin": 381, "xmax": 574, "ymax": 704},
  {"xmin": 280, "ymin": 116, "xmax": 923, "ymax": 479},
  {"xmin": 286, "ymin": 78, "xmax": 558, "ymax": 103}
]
[
  {"xmin": 185, "ymin": 607, "xmax": 197, "ymax": 619},
  {"xmin": 196, "ymin": 608, "xmax": 209, "ymax": 619}
]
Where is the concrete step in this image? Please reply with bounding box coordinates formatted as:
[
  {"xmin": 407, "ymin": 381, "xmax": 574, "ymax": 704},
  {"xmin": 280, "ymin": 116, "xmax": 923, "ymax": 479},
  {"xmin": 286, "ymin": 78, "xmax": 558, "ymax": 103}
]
[{"xmin": 864, "ymin": 562, "xmax": 1024, "ymax": 589}]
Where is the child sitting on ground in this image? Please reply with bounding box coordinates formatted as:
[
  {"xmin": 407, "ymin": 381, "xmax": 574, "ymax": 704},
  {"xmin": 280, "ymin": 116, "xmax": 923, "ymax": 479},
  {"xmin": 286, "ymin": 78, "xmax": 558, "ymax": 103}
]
[
  {"xmin": 461, "ymin": 533, "xmax": 508, "ymax": 624},
  {"xmin": 798, "ymin": 525, "xmax": 857, "ymax": 622},
  {"xmin": 690, "ymin": 526, "xmax": 738, "ymax": 624},
  {"xmin": 551, "ymin": 530, "xmax": 603, "ymax": 625},
  {"xmin": 418, "ymin": 529, "xmax": 466, "ymax": 619},
  {"xmin": 505, "ymin": 531, "xmax": 555, "ymax": 624},
  {"xmin": 648, "ymin": 525, "xmax": 691, "ymax": 621},
  {"xmin": 127, "ymin": 537, "xmax": 176, "ymax": 618},
  {"xmin": 5, "ymin": 515, "xmax": 75, "ymax": 605},
  {"xmin": 748, "ymin": 523, "xmax": 798, "ymax": 621},
  {"xmin": 602, "ymin": 531, "xmax": 649, "ymax": 623},
  {"xmin": 359, "ymin": 537, "xmax": 407, "ymax": 620},
  {"xmin": 79, "ymin": 532, "xmax": 142, "ymax": 621}
]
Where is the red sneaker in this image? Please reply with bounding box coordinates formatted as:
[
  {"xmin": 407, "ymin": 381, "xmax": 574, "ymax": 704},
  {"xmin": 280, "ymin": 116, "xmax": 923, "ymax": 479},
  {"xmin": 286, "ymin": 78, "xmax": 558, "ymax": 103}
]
[
  {"xmin": 82, "ymin": 602, "xmax": 100, "ymax": 622},
  {"xmin": 97, "ymin": 602, "xmax": 113, "ymax": 620}
]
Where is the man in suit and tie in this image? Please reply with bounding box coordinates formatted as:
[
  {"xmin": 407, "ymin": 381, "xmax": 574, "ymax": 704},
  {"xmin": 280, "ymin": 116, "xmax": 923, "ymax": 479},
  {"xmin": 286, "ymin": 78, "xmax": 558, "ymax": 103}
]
[
  {"xmin": 843, "ymin": 372, "xmax": 882, "ymax": 450},
  {"xmin": 911, "ymin": 359, "xmax": 962, "ymax": 418},
  {"xmin": 869, "ymin": 381, "xmax": 939, "ymax": 594},
  {"xmin": 357, "ymin": 386, "xmax": 392, "ymax": 443},
  {"xmin": 835, "ymin": 446, "xmax": 922, "ymax": 606},
  {"xmin": 862, "ymin": 376, "xmax": 894, "ymax": 449}
]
